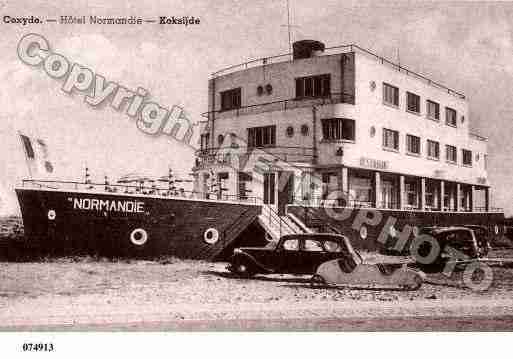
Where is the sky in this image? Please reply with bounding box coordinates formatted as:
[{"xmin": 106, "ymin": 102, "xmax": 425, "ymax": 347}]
[{"xmin": 0, "ymin": 0, "xmax": 512, "ymax": 215}]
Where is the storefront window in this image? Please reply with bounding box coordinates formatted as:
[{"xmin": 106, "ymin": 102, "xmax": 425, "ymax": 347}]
[
  {"xmin": 405, "ymin": 180, "xmax": 418, "ymax": 208},
  {"xmin": 425, "ymin": 181, "xmax": 439, "ymax": 209},
  {"xmin": 322, "ymin": 172, "xmax": 339, "ymax": 199},
  {"xmin": 381, "ymin": 179, "xmax": 397, "ymax": 209},
  {"xmin": 349, "ymin": 175, "xmax": 373, "ymax": 206}
]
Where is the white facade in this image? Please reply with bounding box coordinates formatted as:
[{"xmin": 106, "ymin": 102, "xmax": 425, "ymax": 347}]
[{"xmin": 194, "ymin": 43, "xmax": 490, "ymax": 212}]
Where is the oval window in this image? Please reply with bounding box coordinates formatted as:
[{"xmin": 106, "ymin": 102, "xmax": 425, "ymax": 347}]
[
  {"xmin": 265, "ymin": 84, "xmax": 273, "ymax": 94},
  {"xmin": 257, "ymin": 85, "xmax": 264, "ymax": 96},
  {"xmin": 218, "ymin": 134, "xmax": 224, "ymax": 146},
  {"xmin": 301, "ymin": 124, "xmax": 309, "ymax": 136},
  {"xmin": 286, "ymin": 126, "xmax": 294, "ymax": 138}
]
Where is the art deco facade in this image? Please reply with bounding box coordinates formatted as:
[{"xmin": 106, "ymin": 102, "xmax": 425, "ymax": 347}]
[{"xmin": 194, "ymin": 40, "xmax": 490, "ymax": 213}]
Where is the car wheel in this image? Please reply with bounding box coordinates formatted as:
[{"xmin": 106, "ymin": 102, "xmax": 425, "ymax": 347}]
[{"xmin": 310, "ymin": 274, "xmax": 326, "ymax": 288}]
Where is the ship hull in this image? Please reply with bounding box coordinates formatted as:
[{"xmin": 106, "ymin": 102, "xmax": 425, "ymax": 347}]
[
  {"xmin": 15, "ymin": 188, "xmax": 263, "ymax": 259},
  {"xmin": 288, "ymin": 205, "xmax": 506, "ymax": 253}
]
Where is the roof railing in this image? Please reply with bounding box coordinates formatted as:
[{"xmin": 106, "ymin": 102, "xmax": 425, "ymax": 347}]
[{"xmin": 211, "ymin": 43, "xmax": 465, "ymax": 100}]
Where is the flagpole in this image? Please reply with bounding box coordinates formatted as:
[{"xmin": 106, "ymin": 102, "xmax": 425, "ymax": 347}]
[{"xmin": 17, "ymin": 131, "xmax": 33, "ymax": 179}]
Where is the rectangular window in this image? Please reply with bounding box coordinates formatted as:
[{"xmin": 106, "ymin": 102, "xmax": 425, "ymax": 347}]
[
  {"xmin": 247, "ymin": 126, "xmax": 276, "ymax": 148},
  {"xmin": 405, "ymin": 180, "xmax": 418, "ymax": 208},
  {"xmin": 220, "ymin": 88, "xmax": 241, "ymax": 111},
  {"xmin": 446, "ymin": 107, "xmax": 457, "ymax": 127},
  {"xmin": 427, "ymin": 140, "xmax": 440, "ymax": 159},
  {"xmin": 349, "ymin": 175, "xmax": 373, "ymax": 205},
  {"xmin": 321, "ymin": 118, "xmax": 355, "ymax": 141},
  {"xmin": 425, "ymin": 182, "xmax": 438, "ymax": 208},
  {"xmin": 446, "ymin": 145, "xmax": 457, "ymax": 163},
  {"xmin": 321, "ymin": 172, "xmax": 338, "ymax": 200},
  {"xmin": 238, "ymin": 172, "xmax": 252, "ymax": 200},
  {"xmin": 427, "ymin": 100, "xmax": 440, "ymax": 120},
  {"xmin": 295, "ymin": 74, "xmax": 331, "ymax": 98},
  {"xmin": 462, "ymin": 149, "xmax": 472, "ymax": 166},
  {"xmin": 383, "ymin": 128, "xmax": 399, "ymax": 150},
  {"xmin": 200, "ymin": 133, "xmax": 210, "ymax": 151},
  {"xmin": 406, "ymin": 92, "xmax": 420, "ymax": 113},
  {"xmin": 383, "ymin": 83, "xmax": 399, "ymax": 107},
  {"xmin": 406, "ymin": 134, "xmax": 420, "ymax": 155}
]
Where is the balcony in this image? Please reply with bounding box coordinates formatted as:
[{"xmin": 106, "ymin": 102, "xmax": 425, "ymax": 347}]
[
  {"xmin": 201, "ymin": 92, "xmax": 354, "ymax": 120},
  {"xmin": 194, "ymin": 145, "xmax": 315, "ymax": 169}
]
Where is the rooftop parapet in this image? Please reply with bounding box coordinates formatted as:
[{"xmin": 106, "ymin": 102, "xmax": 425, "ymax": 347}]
[{"xmin": 211, "ymin": 43, "xmax": 466, "ymax": 100}]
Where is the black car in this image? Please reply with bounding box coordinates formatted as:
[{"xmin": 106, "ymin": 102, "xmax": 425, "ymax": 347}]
[
  {"xmin": 228, "ymin": 233, "xmax": 360, "ymax": 277},
  {"xmin": 459, "ymin": 225, "xmax": 491, "ymax": 256},
  {"xmin": 417, "ymin": 226, "xmax": 481, "ymax": 268}
]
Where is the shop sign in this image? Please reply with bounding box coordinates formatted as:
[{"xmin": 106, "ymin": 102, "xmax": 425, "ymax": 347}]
[{"xmin": 359, "ymin": 157, "xmax": 388, "ymax": 170}]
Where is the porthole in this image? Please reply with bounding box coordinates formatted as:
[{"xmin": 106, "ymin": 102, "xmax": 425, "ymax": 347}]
[
  {"xmin": 204, "ymin": 228, "xmax": 220, "ymax": 244},
  {"xmin": 286, "ymin": 126, "xmax": 294, "ymax": 138},
  {"xmin": 370, "ymin": 126, "xmax": 376, "ymax": 137},
  {"xmin": 47, "ymin": 209, "xmax": 56, "ymax": 221},
  {"xmin": 265, "ymin": 84, "xmax": 273, "ymax": 94},
  {"xmin": 257, "ymin": 85, "xmax": 264, "ymax": 96},
  {"xmin": 218, "ymin": 134, "xmax": 224, "ymax": 146},
  {"xmin": 301, "ymin": 124, "xmax": 309, "ymax": 136},
  {"xmin": 370, "ymin": 81, "xmax": 376, "ymax": 91}
]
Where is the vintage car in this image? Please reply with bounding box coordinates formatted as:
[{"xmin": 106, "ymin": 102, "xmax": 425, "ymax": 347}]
[
  {"xmin": 228, "ymin": 233, "xmax": 360, "ymax": 277},
  {"xmin": 417, "ymin": 226, "xmax": 482, "ymax": 269},
  {"xmin": 228, "ymin": 233, "xmax": 425, "ymax": 290},
  {"xmin": 459, "ymin": 225, "xmax": 491, "ymax": 257}
]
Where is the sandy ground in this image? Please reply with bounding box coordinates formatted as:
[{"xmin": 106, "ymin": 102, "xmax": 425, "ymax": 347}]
[
  {"xmin": 2, "ymin": 216, "xmax": 513, "ymax": 330},
  {"xmin": 1, "ymin": 252, "xmax": 513, "ymax": 330}
]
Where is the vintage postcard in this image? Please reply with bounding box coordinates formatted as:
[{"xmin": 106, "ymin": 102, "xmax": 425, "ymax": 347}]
[{"xmin": 0, "ymin": 0, "xmax": 512, "ymax": 356}]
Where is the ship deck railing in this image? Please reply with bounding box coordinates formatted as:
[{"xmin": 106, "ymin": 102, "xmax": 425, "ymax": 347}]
[
  {"xmin": 19, "ymin": 179, "xmax": 264, "ymax": 205},
  {"xmin": 210, "ymin": 44, "xmax": 465, "ymax": 100}
]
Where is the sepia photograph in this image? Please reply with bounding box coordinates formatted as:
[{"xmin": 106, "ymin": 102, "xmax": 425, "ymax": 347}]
[{"xmin": 1, "ymin": 0, "xmax": 513, "ymax": 356}]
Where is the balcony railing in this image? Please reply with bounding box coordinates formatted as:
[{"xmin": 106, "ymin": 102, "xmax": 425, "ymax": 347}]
[
  {"xmin": 195, "ymin": 145, "xmax": 315, "ymax": 167},
  {"xmin": 211, "ymin": 44, "xmax": 465, "ymax": 99},
  {"xmin": 201, "ymin": 92, "xmax": 354, "ymax": 119}
]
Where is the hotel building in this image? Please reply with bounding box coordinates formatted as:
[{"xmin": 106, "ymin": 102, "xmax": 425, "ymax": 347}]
[{"xmin": 194, "ymin": 40, "xmax": 491, "ymax": 216}]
